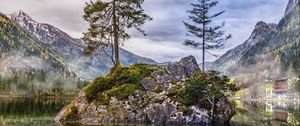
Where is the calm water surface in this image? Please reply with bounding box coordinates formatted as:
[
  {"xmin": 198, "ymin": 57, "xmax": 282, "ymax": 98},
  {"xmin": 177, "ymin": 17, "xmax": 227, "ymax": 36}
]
[
  {"xmin": 0, "ymin": 97, "xmax": 71, "ymax": 126},
  {"xmin": 1, "ymin": 98, "xmax": 300, "ymax": 126},
  {"xmin": 230, "ymin": 100, "xmax": 300, "ymax": 126}
]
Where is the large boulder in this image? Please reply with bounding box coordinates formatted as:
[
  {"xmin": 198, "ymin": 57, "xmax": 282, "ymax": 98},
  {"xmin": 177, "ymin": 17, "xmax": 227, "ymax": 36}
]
[
  {"xmin": 214, "ymin": 98, "xmax": 236, "ymax": 124},
  {"xmin": 141, "ymin": 55, "xmax": 200, "ymax": 91},
  {"xmin": 54, "ymin": 56, "xmax": 236, "ymax": 125}
]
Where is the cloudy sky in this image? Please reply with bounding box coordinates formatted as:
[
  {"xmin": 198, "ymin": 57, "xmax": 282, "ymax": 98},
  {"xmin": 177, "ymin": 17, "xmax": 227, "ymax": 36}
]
[{"xmin": 0, "ymin": 0, "xmax": 288, "ymax": 63}]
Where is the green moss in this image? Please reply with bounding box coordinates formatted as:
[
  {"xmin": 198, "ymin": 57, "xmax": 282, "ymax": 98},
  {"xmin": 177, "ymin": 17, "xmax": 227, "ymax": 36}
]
[
  {"xmin": 106, "ymin": 84, "xmax": 144, "ymax": 100},
  {"xmin": 84, "ymin": 63, "xmax": 160, "ymax": 103},
  {"xmin": 107, "ymin": 107, "xmax": 117, "ymax": 117},
  {"xmin": 166, "ymin": 84, "xmax": 186, "ymax": 103},
  {"xmin": 152, "ymin": 83, "xmax": 163, "ymax": 93},
  {"xmin": 167, "ymin": 85, "xmax": 184, "ymax": 97},
  {"xmin": 94, "ymin": 93, "xmax": 110, "ymax": 105},
  {"xmin": 97, "ymin": 112, "xmax": 106, "ymax": 119},
  {"xmin": 150, "ymin": 97, "xmax": 165, "ymax": 104},
  {"xmin": 229, "ymin": 99, "xmax": 238, "ymax": 107},
  {"xmin": 83, "ymin": 76, "xmax": 113, "ymax": 102},
  {"xmin": 64, "ymin": 103, "xmax": 79, "ymax": 121},
  {"xmin": 178, "ymin": 106, "xmax": 193, "ymax": 116}
]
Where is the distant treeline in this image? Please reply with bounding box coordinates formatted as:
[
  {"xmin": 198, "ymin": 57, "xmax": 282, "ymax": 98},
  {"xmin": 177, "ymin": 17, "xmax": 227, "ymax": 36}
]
[{"xmin": 0, "ymin": 71, "xmax": 89, "ymax": 97}]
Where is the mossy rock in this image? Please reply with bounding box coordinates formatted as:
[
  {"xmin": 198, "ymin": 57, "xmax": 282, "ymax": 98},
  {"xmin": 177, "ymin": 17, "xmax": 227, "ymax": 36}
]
[
  {"xmin": 178, "ymin": 106, "xmax": 193, "ymax": 116},
  {"xmin": 152, "ymin": 83, "xmax": 163, "ymax": 93},
  {"xmin": 83, "ymin": 63, "xmax": 161, "ymax": 103},
  {"xmin": 97, "ymin": 112, "xmax": 106, "ymax": 119},
  {"xmin": 106, "ymin": 84, "xmax": 144, "ymax": 100},
  {"xmin": 94, "ymin": 93, "xmax": 110, "ymax": 105},
  {"xmin": 64, "ymin": 103, "xmax": 79, "ymax": 121}
]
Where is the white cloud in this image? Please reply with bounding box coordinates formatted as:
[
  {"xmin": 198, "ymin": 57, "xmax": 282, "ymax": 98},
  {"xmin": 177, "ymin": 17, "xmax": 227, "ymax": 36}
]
[
  {"xmin": 0, "ymin": 0, "xmax": 288, "ymax": 63},
  {"xmin": 123, "ymin": 38, "xmax": 222, "ymax": 63}
]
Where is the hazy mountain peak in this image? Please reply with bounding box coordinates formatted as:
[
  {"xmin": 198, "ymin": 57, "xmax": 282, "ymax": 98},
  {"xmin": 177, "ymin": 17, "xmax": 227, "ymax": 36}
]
[
  {"xmin": 10, "ymin": 10, "xmax": 82, "ymax": 46},
  {"xmin": 246, "ymin": 21, "xmax": 276, "ymax": 46},
  {"xmin": 10, "ymin": 10, "xmax": 36, "ymax": 23},
  {"xmin": 284, "ymin": 0, "xmax": 299, "ymax": 16},
  {"xmin": 210, "ymin": 21, "xmax": 277, "ymax": 72},
  {"xmin": 6, "ymin": 10, "xmax": 156, "ymax": 80},
  {"xmin": 254, "ymin": 21, "xmax": 276, "ymax": 32}
]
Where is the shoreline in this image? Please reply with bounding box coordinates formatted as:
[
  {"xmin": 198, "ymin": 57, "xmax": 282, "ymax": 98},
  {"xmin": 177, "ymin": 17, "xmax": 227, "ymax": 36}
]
[
  {"xmin": 237, "ymin": 98, "xmax": 300, "ymax": 103},
  {"xmin": 0, "ymin": 95, "xmax": 75, "ymax": 99}
]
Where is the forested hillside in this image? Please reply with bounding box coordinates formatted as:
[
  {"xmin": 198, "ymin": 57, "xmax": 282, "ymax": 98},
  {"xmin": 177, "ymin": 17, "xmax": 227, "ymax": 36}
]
[
  {"xmin": 238, "ymin": 2, "xmax": 300, "ymax": 76},
  {"xmin": 10, "ymin": 11, "xmax": 156, "ymax": 80},
  {"xmin": 0, "ymin": 13, "xmax": 85, "ymax": 96}
]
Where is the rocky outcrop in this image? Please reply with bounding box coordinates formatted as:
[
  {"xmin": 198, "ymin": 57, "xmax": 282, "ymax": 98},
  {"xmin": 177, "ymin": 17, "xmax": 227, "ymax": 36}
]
[{"xmin": 54, "ymin": 56, "xmax": 236, "ymax": 125}]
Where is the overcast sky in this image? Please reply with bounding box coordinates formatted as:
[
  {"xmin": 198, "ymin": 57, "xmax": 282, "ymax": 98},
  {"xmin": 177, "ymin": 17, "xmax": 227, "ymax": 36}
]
[{"xmin": 0, "ymin": 0, "xmax": 288, "ymax": 63}]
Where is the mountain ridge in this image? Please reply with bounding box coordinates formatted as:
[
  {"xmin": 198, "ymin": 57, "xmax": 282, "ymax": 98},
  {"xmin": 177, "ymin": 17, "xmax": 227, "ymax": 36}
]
[
  {"xmin": 285, "ymin": 0, "xmax": 299, "ymax": 16},
  {"xmin": 0, "ymin": 12, "xmax": 77, "ymax": 78},
  {"xmin": 210, "ymin": 21, "xmax": 277, "ymax": 72},
  {"xmin": 9, "ymin": 11, "xmax": 156, "ymax": 80},
  {"xmin": 210, "ymin": 0, "xmax": 300, "ymax": 80}
]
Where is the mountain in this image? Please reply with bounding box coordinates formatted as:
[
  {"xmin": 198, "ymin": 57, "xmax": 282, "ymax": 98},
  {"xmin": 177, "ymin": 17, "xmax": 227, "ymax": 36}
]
[
  {"xmin": 210, "ymin": 1, "xmax": 300, "ymax": 81},
  {"xmin": 210, "ymin": 21, "xmax": 277, "ymax": 72},
  {"xmin": 10, "ymin": 11, "xmax": 156, "ymax": 80},
  {"xmin": 285, "ymin": 0, "xmax": 299, "ymax": 16},
  {"xmin": 238, "ymin": 1, "xmax": 300, "ymax": 76},
  {"xmin": 0, "ymin": 12, "xmax": 76, "ymax": 78}
]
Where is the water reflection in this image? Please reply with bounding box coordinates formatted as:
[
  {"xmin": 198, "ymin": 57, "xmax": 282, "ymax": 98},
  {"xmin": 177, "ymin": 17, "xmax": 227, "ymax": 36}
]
[
  {"xmin": 231, "ymin": 100, "xmax": 300, "ymax": 126},
  {"xmin": 0, "ymin": 97, "xmax": 72, "ymax": 126},
  {"xmin": 1, "ymin": 97, "xmax": 300, "ymax": 126}
]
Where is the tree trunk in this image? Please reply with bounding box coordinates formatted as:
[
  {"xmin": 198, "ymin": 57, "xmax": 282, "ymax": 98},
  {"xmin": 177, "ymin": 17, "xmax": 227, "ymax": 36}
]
[
  {"xmin": 112, "ymin": 0, "xmax": 120, "ymax": 66},
  {"xmin": 202, "ymin": 23, "xmax": 205, "ymax": 71},
  {"xmin": 210, "ymin": 97, "xmax": 215, "ymax": 124}
]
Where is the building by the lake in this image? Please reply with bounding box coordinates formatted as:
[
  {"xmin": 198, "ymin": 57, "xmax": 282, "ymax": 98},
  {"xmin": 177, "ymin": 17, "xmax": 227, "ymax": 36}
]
[
  {"xmin": 273, "ymin": 78, "xmax": 289, "ymax": 96},
  {"xmin": 268, "ymin": 77, "xmax": 300, "ymax": 100}
]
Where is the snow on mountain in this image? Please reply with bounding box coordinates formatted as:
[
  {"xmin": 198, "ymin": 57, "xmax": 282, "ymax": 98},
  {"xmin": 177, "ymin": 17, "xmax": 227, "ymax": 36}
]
[{"xmin": 0, "ymin": 13, "xmax": 77, "ymax": 78}]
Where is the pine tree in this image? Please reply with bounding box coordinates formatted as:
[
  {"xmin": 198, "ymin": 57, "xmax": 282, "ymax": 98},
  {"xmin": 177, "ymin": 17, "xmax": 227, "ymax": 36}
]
[
  {"xmin": 83, "ymin": 0, "xmax": 152, "ymax": 66},
  {"xmin": 183, "ymin": 0, "xmax": 231, "ymax": 71}
]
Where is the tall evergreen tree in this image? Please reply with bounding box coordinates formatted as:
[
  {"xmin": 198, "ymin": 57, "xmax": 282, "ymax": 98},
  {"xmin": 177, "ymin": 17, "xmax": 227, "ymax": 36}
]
[
  {"xmin": 183, "ymin": 0, "xmax": 231, "ymax": 71},
  {"xmin": 83, "ymin": 0, "xmax": 152, "ymax": 66}
]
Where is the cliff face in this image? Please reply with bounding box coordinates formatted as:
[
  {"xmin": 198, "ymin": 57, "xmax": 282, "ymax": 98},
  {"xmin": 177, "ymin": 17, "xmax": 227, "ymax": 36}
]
[
  {"xmin": 285, "ymin": 0, "xmax": 299, "ymax": 16},
  {"xmin": 54, "ymin": 56, "xmax": 235, "ymax": 125}
]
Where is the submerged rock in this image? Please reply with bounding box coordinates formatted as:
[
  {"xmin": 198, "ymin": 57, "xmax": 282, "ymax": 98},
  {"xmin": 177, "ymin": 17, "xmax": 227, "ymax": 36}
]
[{"xmin": 54, "ymin": 56, "xmax": 236, "ymax": 125}]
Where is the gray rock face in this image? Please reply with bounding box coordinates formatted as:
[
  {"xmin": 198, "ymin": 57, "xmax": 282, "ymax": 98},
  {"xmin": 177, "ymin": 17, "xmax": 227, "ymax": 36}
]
[
  {"xmin": 168, "ymin": 106, "xmax": 210, "ymax": 124},
  {"xmin": 285, "ymin": 0, "xmax": 299, "ymax": 16},
  {"xmin": 142, "ymin": 55, "xmax": 200, "ymax": 91},
  {"xmin": 54, "ymin": 56, "xmax": 235, "ymax": 125},
  {"xmin": 214, "ymin": 98, "xmax": 236, "ymax": 124},
  {"xmin": 166, "ymin": 55, "xmax": 200, "ymax": 80}
]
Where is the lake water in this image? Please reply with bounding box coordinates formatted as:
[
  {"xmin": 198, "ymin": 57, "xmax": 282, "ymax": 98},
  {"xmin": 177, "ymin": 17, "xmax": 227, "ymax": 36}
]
[
  {"xmin": 0, "ymin": 98, "xmax": 300, "ymax": 126},
  {"xmin": 0, "ymin": 97, "xmax": 72, "ymax": 126},
  {"xmin": 230, "ymin": 100, "xmax": 300, "ymax": 126}
]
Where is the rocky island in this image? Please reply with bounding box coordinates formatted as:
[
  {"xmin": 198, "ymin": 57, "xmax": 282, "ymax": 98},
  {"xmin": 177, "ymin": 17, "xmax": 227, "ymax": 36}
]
[{"xmin": 54, "ymin": 56, "xmax": 236, "ymax": 125}]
